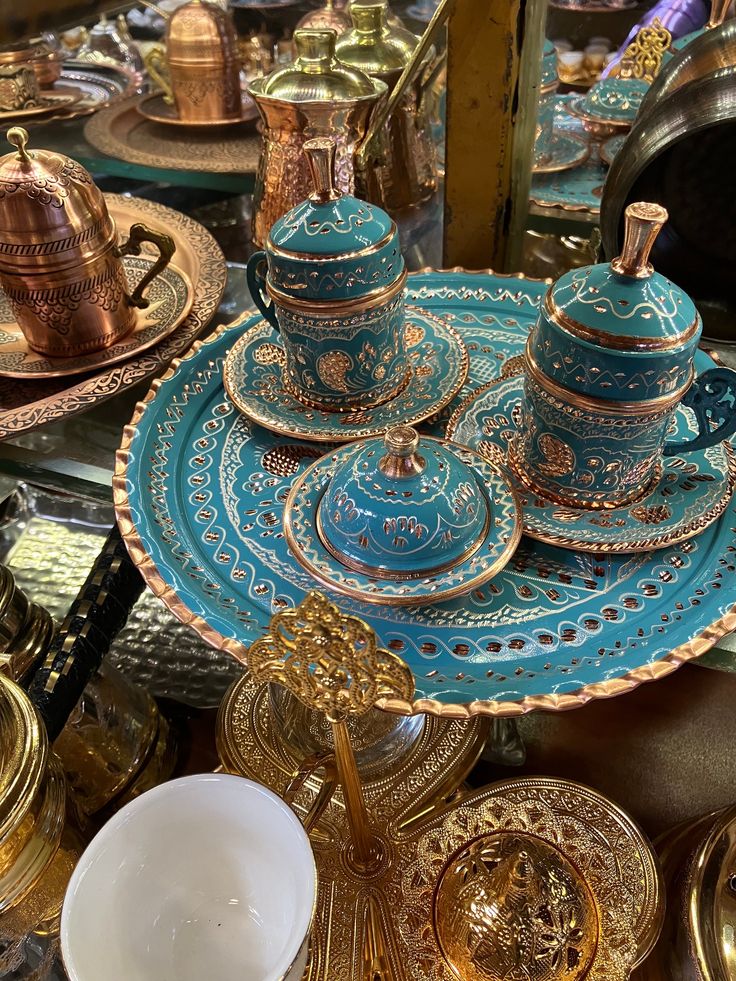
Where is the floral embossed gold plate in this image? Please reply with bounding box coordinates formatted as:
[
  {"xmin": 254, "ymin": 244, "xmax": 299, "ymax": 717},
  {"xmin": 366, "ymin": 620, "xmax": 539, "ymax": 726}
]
[{"xmin": 446, "ymin": 371, "xmax": 736, "ymax": 553}]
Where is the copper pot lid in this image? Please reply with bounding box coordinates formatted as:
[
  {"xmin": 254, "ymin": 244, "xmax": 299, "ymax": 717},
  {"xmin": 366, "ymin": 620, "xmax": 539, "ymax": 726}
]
[
  {"xmin": 0, "ymin": 127, "xmax": 114, "ymax": 275},
  {"xmin": 335, "ymin": 0, "xmax": 420, "ymax": 77},
  {"xmin": 166, "ymin": 0, "xmax": 239, "ymax": 66},
  {"xmin": 253, "ymin": 28, "xmax": 383, "ymax": 102}
]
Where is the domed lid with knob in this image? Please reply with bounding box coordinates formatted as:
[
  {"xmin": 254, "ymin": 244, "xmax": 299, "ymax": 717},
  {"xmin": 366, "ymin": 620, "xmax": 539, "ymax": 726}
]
[
  {"xmin": 285, "ymin": 425, "xmax": 522, "ymax": 605},
  {"xmin": 0, "ymin": 127, "xmax": 114, "ymax": 277},
  {"xmin": 257, "ymin": 28, "xmax": 381, "ymax": 101},
  {"xmin": 264, "ymin": 137, "xmax": 403, "ymax": 303},
  {"xmin": 335, "ymin": 0, "xmax": 420, "ymax": 79},
  {"xmin": 166, "ymin": 0, "xmax": 239, "ymax": 67},
  {"xmin": 434, "ymin": 831, "xmax": 599, "ymax": 981},
  {"xmin": 528, "ymin": 202, "xmax": 701, "ymax": 404},
  {"xmin": 317, "ymin": 425, "xmax": 491, "ymax": 578}
]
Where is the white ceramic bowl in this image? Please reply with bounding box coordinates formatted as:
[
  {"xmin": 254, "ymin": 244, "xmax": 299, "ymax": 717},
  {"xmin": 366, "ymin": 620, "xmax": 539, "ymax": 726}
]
[{"xmin": 61, "ymin": 774, "xmax": 316, "ymax": 981}]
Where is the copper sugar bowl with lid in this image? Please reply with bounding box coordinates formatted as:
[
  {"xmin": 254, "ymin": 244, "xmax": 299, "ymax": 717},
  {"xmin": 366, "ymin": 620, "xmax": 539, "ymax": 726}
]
[
  {"xmin": 145, "ymin": 0, "xmax": 242, "ymax": 124},
  {"xmin": 248, "ymin": 28, "xmax": 387, "ymax": 247},
  {"xmin": 0, "ymin": 128, "xmax": 175, "ymax": 358}
]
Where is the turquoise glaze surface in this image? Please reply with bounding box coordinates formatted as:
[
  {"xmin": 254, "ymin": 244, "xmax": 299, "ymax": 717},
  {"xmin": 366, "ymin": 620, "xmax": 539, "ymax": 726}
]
[
  {"xmin": 448, "ymin": 367, "xmax": 736, "ymax": 552},
  {"xmin": 266, "ymin": 194, "xmax": 402, "ymax": 303},
  {"xmin": 541, "ymin": 39, "xmax": 558, "ymax": 90},
  {"xmin": 516, "ymin": 369, "xmax": 676, "ymax": 507},
  {"xmin": 123, "ymin": 269, "xmax": 736, "ymax": 712},
  {"xmin": 318, "ymin": 435, "xmax": 490, "ymax": 576},
  {"xmin": 582, "ymin": 78, "xmax": 649, "ymax": 123},
  {"xmin": 287, "ymin": 439, "xmax": 520, "ymax": 605},
  {"xmin": 222, "ymin": 307, "xmax": 468, "ymax": 442},
  {"xmin": 532, "ymin": 252, "xmax": 700, "ymax": 402},
  {"xmin": 275, "ymin": 288, "xmax": 407, "ymax": 410}
]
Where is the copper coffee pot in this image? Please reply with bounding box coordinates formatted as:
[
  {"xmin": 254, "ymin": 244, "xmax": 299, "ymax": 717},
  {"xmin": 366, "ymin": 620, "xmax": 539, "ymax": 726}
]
[
  {"xmin": 145, "ymin": 0, "xmax": 242, "ymax": 124},
  {"xmin": 0, "ymin": 128, "xmax": 175, "ymax": 358},
  {"xmin": 336, "ymin": 0, "xmax": 438, "ymax": 210},
  {"xmin": 248, "ymin": 28, "xmax": 387, "ymax": 247}
]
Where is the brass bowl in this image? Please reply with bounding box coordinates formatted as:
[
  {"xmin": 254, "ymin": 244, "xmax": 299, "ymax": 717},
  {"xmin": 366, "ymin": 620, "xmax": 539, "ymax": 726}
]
[{"xmin": 633, "ymin": 806, "xmax": 736, "ymax": 980}]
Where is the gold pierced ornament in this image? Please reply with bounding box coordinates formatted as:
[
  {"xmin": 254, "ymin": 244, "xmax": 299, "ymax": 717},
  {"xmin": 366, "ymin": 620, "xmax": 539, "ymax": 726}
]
[
  {"xmin": 612, "ymin": 18, "xmax": 672, "ymax": 81},
  {"xmin": 237, "ymin": 591, "xmax": 663, "ymax": 980}
]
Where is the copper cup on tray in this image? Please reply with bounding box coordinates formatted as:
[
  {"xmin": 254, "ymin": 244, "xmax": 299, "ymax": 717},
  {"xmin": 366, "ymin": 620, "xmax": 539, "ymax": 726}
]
[
  {"xmin": 0, "ymin": 128, "xmax": 175, "ymax": 358},
  {"xmin": 145, "ymin": 0, "xmax": 242, "ymax": 124}
]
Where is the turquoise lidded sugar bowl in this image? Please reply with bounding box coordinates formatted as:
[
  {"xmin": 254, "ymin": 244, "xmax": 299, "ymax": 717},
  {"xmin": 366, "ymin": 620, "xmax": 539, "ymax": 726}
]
[
  {"xmin": 515, "ymin": 201, "xmax": 736, "ymax": 509},
  {"xmin": 570, "ymin": 77, "xmax": 649, "ymax": 139},
  {"xmin": 284, "ymin": 425, "xmax": 522, "ymax": 605},
  {"xmin": 246, "ymin": 136, "xmax": 408, "ymax": 413}
]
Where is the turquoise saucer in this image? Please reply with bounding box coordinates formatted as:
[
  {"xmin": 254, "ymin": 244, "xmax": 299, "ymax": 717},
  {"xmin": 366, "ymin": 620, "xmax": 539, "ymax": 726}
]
[
  {"xmin": 447, "ymin": 372, "xmax": 736, "ymax": 553},
  {"xmin": 284, "ymin": 437, "xmax": 522, "ymax": 606},
  {"xmin": 223, "ymin": 307, "xmax": 468, "ymax": 443},
  {"xmin": 533, "ymin": 130, "xmax": 590, "ymax": 174}
]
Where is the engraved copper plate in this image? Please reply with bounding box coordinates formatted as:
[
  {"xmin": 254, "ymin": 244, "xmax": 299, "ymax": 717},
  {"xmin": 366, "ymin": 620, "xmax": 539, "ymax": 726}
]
[
  {"xmin": 136, "ymin": 91, "xmax": 259, "ymax": 128},
  {"xmin": 0, "ymin": 194, "xmax": 225, "ymax": 441},
  {"xmin": 84, "ymin": 95, "xmax": 261, "ymax": 174},
  {"xmin": 0, "ymin": 255, "xmax": 194, "ymax": 379}
]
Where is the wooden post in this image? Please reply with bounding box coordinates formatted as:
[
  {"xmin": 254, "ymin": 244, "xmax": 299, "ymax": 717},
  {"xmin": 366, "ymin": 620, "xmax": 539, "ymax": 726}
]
[{"xmin": 443, "ymin": 0, "xmax": 548, "ymax": 272}]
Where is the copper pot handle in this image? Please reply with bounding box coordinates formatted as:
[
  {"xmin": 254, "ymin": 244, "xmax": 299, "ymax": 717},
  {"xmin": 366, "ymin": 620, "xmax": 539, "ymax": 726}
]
[
  {"xmin": 144, "ymin": 44, "xmax": 173, "ymax": 105},
  {"xmin": 283, "ymin": 751, "xmax": 338, "ymax": 834},
  {"xmin": 115, "ymin": 222, "xmax": 176, "ymax": 310}
]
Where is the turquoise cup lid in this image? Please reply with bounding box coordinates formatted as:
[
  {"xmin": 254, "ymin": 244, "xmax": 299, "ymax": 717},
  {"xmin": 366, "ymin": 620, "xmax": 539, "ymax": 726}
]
[
  {"xmin": 581, "ymin": 77, "xmax": 649, "ymax": 123},
  {"xmin": 548, "ymin": 202, "xmax": 698, "ymax": 349},
  {"xmin": 265, "ymin": 138, "xmax": 403, "ymax": 303},
  {"xmin": 317, "ymin": 426, "xmax": 491, "ymax": 578}
]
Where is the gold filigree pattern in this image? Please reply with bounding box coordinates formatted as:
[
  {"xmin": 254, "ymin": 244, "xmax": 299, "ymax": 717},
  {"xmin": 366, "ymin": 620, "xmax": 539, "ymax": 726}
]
[
  {"xmin": 247, "ymin": 591, "xmax": 415, "ymax": 721},
  {"xmin": 630, "ymin": 503, "xmax": 672, "ymax": 525},
  {"xmin": 434, "ymin": 833, "xmax": 598, "ymax": 981},
  {"xmin": 537, "ymin": 433, "xmax": 575, "ymax": 477},
  {"xmin": 615, "ymin": 19, "xmax": 672, "ymax": 81}
]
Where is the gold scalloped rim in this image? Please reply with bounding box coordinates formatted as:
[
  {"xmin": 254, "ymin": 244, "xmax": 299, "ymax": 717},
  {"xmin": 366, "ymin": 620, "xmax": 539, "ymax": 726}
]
[{"xmin": 113, "ymin": 268, "xmax": 736, "ymax": 719}]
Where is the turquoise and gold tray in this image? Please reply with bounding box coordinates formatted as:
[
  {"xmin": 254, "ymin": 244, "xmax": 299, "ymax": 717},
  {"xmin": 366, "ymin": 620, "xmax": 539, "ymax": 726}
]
[{"xmin": 115, "ymin": 270, "xmax": 736, "ymax": 717}]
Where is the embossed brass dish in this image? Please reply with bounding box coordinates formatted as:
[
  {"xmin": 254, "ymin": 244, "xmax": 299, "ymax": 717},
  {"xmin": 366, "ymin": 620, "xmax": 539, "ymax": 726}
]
[{"xmin": 221, "ymin": 591, "xmax": 663, "ymax": 979}]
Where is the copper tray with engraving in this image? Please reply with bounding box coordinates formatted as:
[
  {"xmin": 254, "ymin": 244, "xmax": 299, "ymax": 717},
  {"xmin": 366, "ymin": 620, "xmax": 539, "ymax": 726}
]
[
  {"xmin": 0, "ymin": 195, "xmax": 226, "ymax": 441},
  {"xmin": 84, "ymin": 95, "xmax": 261, "ymax": 174}
]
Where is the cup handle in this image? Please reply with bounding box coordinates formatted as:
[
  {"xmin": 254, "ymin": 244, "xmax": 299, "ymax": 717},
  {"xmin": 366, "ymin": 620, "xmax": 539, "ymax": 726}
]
[
  {"xmin": 145, "ymin": 45, "xmax": 174, "ymax": 105},
  {"xmin": 664, "ymin": 367, "xmax": 736, "ymax": 456},
  {"xmin": 246, "ymin": 250, "xmax": 280, "ymax": 332},
  {"xmin": 115, "ymin": 222, "xmax": 176, "ymax": 309},
  {"xmin": 283, "ymin": 752, "xmax": 338, "ymax": 834}
]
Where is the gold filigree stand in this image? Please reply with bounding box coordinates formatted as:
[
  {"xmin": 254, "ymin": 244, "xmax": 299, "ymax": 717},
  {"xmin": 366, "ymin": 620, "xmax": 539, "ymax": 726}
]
[
  {"xmin": 613, "ymin": 19, "xmax": 672, "ymax": 82},
  {"xmin": 234, "ymin": 592, "xmax": 661, "ymax": 980}
]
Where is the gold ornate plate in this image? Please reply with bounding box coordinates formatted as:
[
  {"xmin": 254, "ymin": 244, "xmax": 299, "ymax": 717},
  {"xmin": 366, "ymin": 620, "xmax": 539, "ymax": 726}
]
[
  {"xmin": 0, "ymin": 193, "xmax": 226, "ymax": 440},
  {"xmin": 0, "ymin": 89, "xmax": 80, "ymax": 122},
  {"xmin": 84, "ymin": 95, "xmax": 261, "ymax": 174},
  {"xmin": 0, "ymin": 255, "xmax": 194, "ymax": 379},
  {"xmin": 136, "ymin": 91, "xmax": 260, "ymax": 128},
  {"xmin": 217, "ymin": 672, "xmax": 489, "ymax": 822},
  {"xmin": 222, "ymin": 310, "xmax": 469, "ymax": 443}
]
